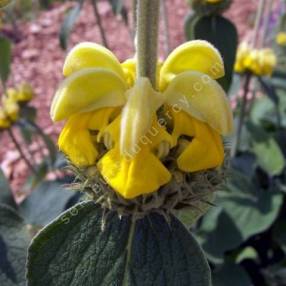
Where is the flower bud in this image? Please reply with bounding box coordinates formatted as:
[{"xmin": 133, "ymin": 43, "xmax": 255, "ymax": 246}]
[
  {"xmin": 2, "ymin": 96, "xmax": 19, "ymax": 122},
  {"xmin": 0, "ymin": 108, "xmax": 10, "ymax": 129},
  {"xmin": 16, "ymin": 83, "xmax": 35, "ymax": 102},
  {"xmin": 276, "ymin": 32, "xmax": 286, "ymax": 47}
]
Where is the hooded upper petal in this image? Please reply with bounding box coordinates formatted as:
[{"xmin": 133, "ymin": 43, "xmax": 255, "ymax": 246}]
[
  {"xmin": 63, "ymin": 42, "xmax": 126, "ymax": 80},
  {"xmin": 51, "ymin": 68, "xmax": 127, "ymax": 121},
  {"xmin": 164, "ymin": 71, "xmax": 233, "ymax": 136},
  {"xmin": 160, "ymin": 40, "xmax": 225, "ymax": 90}
]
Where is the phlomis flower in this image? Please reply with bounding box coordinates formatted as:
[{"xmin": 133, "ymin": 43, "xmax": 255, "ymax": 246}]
[{"xmin": 51, "ymin": 40, "xmax": 233, "ymax": 199}]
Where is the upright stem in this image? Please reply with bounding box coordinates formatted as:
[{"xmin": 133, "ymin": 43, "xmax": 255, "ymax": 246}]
[
  {"xmin": 132, "ymin": 0, "xmax": 138, "ymax": 39},
  {"xmin": 8, "ymin": 128, "xmax": 37, "ymax": 175},
  {"xmin": 232, "ymin": 74, "xmax": 252, "ymax": 157},
  {"xmin": 91, "ymin": 0, "xmax": 109, "ymax": 48},
  {"xmin": 252, "ymin": 0, "xmax": 266, "ymax": 48},
  {"xmin": 161, "ymin": 0, "xmax": 171, "ymax": 56},
  {"xmin": 136, "ymin": 0, "xmax": 160, "ymax": 88},
  {"xmin": 5, "ymin": 9, "xmax": 20, "ymax": 39},
  {"xmin": 260, "ymin": 0, "xmax": 274, "ymax": 47}
]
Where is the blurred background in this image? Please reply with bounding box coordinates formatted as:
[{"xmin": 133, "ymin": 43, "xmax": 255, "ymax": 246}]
[{"xmin": 1, "ymin": 0, "xmax": 286, "ymax": 285}]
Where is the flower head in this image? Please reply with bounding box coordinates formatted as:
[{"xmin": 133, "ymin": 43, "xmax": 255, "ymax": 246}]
[
  {"xmin": 0, "ymin": 108, "xmax": 10, "ymax": 129},
  {"xmin": 276, "ymin": 32, "xmax": 286, "ymax": 46},
  {"xmin": 51, "ymin": 40, "xmax": 233, "ymax": 199},
  {"xmin": 0, "ymin": 91, "xmax": 20, "ymax": 129},
  {"xmin": 2, "ymin": 94, "xmax": 19, "ymax": 121},
  {"xmin": 235, "ymin": 42, "xmax": 277, "ymax": 76},
  {"xmin": 17, "ymin": 83, "xmax": 35, "ymax": 102}
]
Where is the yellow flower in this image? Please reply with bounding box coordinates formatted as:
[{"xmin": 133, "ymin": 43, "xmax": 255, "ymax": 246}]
[
  {"xmin": 51, "ymin": 41, "xmax": 233, "ymax": 199},
  {"xmin": 17, "ymin": 83, "xmax": 35, "ymax": 102},
  {"xmin": 276, "ymin": 32, "xmax": 286, "ymax": 46},
  {"xmin": 234, "ymin": 42, "xmax": 251, "ymax": 74},
  {"xmin": 7, "ymin": 84, "xmax": 34, "ymax": 103},
  {"xmin": 0, "ymin": 108, "xmax": 10, "ymax": 129},
  {"xmin": 2, "ymin": 94, "xmax": 19, "ymax": 122},
  {"xmin": 235, "ymin": 42, "xmax": 277, "ymax": 76}
]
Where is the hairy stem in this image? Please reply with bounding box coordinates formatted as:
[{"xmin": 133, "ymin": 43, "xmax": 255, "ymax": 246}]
[
  {"xmin": 91, "ymin": 0, "xmax": 109, "ymax": 48},
  {"xmin": 136, "ymin": 0, "xmax": 160, "ymax": 88}
]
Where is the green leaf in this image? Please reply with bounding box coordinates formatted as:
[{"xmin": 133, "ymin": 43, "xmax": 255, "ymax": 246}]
[
  {"xmin": 0, "ymin": 168, "xmax": 17, "ymax": 209},
  {"xmin": 23, "ymin": 161, "xmax": 49, "ymax": 191},
  {"xmin": 197, "ymin": 170, "xmax": 283, "ymax": 262},
  {"xmin": 212, "ymin": 262, "xmax": 252, "ymax": 286},
  {"xmin": 221, "ymin": 170, "xmax": 283, "ymax": 240},
  {"xmin": 27, "ymin": 201, "xmax": 211, "ymax": 286},
  {"xmin": 59, "ymin": 2, "xmax": 82, "ymax": 50},
  {"xmin": 250, "ymin": 96, "xmax": 275, "ymax": 125},
  {"xmin": 271, "ymin": 73, "xmax": 286, "ymax": 90},
  {"xmin": 246, "ymin": 123, "xmax": 285, "ymax": 175},
  {"xmin": 0, "ymin": 204, "xmax": 30, "ymax": 286},
  {"xmin": 258, "ymin": 77, "xmax": 279, "ymax": 105},
  {"xmin": 0, "ymin": 35, "xmax": 11, "ymax": 84},
  {"xmin": 196, "ymin": 207, "xmax": 244, "ymax": 264},
  {"xmin": 176, "ymin": 192, "xmax": 215, "ymax": 228},
  {"xmin": 19, "ymin": 180, "xmax": 78, "ymax": 226},
  {"xmin": 187, "ymin": 15, "xmax": 238, "ymax": 92},
  {"xmin": 253, "ymin": 138, "xmax": 285, "ymax": 176}
]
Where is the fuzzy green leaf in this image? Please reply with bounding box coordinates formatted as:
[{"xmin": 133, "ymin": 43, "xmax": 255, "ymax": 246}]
[
  {"xmin": 0, "ymin": 204, "xmax": 30, "ymax": 286},
  {"xmin": 197, "ymin": 170, "xmax": 283, "ymax": 262},
  {"xmin": 27, "ymin": 201, "xmax": 211, "ymax": 286},
  {"xmin": 247, "ymin": 123, "xmax": 285, "ymax": 175},
  {"xmin": 196, "ymin": 207, "xmax": 243, "ymax": 264},
  {"xmin": 19, "ymin": 180, "xmax": 77, "ymax": 226},
  {"xmin": 221, "ymin": 170, "xmax": 283, "ymax": 240}
]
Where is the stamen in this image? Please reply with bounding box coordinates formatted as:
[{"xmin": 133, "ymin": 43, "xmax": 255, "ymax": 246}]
[
  {"xmin": 103, "ymin": 133, "xmax": 113, "ymax": 150},
  {"xmin": 156, "ymin": 141, "xmax": 170, "ymax": 159}
]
